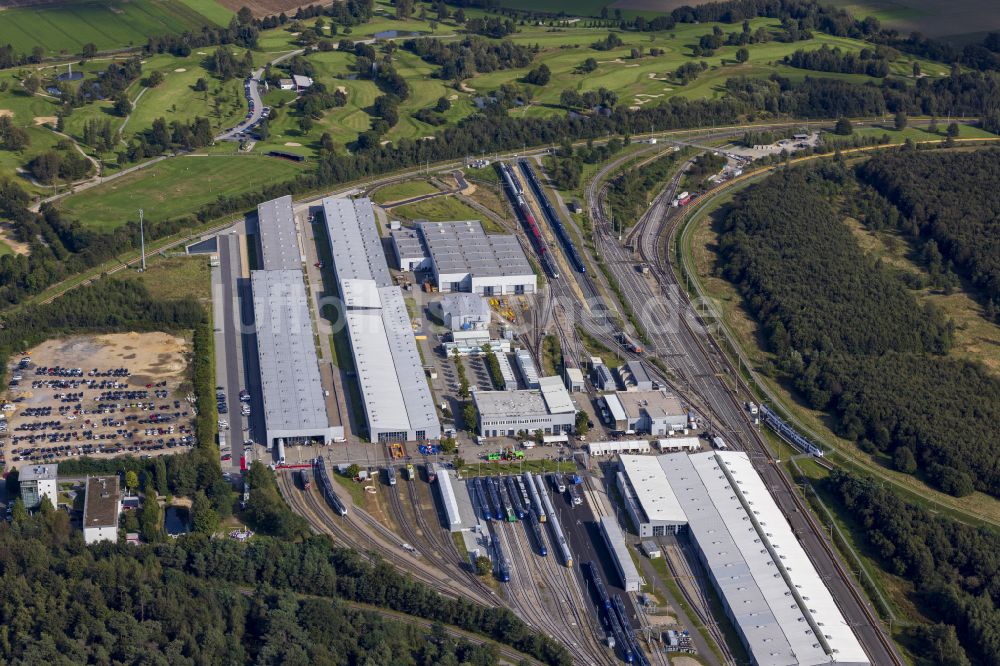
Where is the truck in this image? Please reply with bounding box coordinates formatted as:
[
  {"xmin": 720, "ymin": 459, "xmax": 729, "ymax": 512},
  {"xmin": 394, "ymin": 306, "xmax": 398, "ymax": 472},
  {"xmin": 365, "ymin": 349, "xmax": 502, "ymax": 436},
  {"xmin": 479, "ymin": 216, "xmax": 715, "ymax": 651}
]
[
  {"xmin": 712, "ymin": 436, "xmax": 727, "ymax": 450},
  {"xmin": 745, "ymin": 401, "xmax": 759, "ymax": 416}
]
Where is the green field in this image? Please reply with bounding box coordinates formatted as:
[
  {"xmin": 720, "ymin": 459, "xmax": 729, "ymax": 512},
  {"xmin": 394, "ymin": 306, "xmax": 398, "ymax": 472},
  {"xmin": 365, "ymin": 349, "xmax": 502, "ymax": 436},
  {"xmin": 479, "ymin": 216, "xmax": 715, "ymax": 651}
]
[
  {"xmin": 57, "ymin": 155, "xmax": 306, "ymax": 229},
  {"xmin": 392, "ymin": 195, "xmax": 483, "ymax": 221},
  {"xmin": 0, "ymin": 0, "xmax": 222, "ymax": 56},
  {"xmin": 371, "ymin": 179, "xmax": 440, "ymax": 204}
]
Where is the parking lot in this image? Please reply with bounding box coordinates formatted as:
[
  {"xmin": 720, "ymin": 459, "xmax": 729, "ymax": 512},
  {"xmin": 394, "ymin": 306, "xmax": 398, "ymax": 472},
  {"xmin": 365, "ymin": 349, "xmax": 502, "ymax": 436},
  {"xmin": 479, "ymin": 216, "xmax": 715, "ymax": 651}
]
[{"xmin": 0, "ymin": 333, "xmax": 196, "ymax": 468}]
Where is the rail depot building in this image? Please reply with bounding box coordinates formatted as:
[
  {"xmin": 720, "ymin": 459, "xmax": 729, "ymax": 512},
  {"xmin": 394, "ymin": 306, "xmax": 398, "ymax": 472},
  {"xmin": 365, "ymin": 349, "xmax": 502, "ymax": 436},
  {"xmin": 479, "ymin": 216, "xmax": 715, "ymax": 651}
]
[
  {"xmin": 390, "ymin": 220, "xmax": 536, "ymax": 296},
  {"xmin": 323, "ymin": 197, "xmax": 441, "ymax": 443},
  {"xmin": 253, "ymin": 196, "xmax": 343, "ymax": 448},
  {"xmin": 618, "ymin": 452, "xmax": 870, "ymax": 666},
  {"xmin": 602, "ymin": 390, "xmax": 689, "ymax": 435},
  {"xmin": 473, "ymin": 375, "xmax": 576, "ymax": 437}
]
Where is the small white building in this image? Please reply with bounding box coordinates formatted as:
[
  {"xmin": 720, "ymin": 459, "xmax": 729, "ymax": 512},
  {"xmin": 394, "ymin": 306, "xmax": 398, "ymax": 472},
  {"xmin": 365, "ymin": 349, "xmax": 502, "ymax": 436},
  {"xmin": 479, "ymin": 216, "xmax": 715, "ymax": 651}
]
[
  {"xmin": 603, "ymin": 391, "xmax": 687, "ymax": 435},
  {"xmin": 418, "ymin": 221, "xmax": 536, "ymax": 296},
  {"xmin": 82, "ymin": 476, "xmax": 121, "ymax": 545},
  {"xmin": 292, "ymin": 74, "xmax": 314, "ymax": 90},
  {"xmin": 588, "ymin": 440, "xmax": 651, "ymax": 456},
  {"xmin": 18, "ymin": 464, "xmax": 58, "ymax": 509},
  {"xmin": 278, "ymin": 78, "xmax": 295, "ymax": 90},
  {"xmin": 434, "ymin": 293, "xmax": 491, "ymax": 331},
  {"xmin": 655, "ymin": 437, "xmax": 701, "ymax": 452},
  {"xmin": 474, "ymin": 376, "xmax": 575, "ymax": 437}
]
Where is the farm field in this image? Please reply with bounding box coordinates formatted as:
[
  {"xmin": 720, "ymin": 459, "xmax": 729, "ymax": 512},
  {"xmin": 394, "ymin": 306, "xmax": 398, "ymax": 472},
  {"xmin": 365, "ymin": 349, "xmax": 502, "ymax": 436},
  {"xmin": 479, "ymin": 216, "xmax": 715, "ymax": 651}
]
[
  {"xmin": 831, "ymin": 0, "xmax": 1000, "ymax": 42},
  {"xmin": 56, "ymin": 155, "xmax": 306, "ymax": 229},
  {"xmin": 0, "ymin": 0, "xmax": 223, "ymax": 56}
]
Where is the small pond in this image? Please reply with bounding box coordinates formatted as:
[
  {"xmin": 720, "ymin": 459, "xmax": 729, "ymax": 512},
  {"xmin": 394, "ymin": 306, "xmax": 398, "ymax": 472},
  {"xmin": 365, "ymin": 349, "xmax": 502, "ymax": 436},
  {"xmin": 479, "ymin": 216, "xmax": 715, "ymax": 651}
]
[
  {"xmin": 164, "ymin": 506, "xmax": 190, "ymax": 536},
  {"xmin": 373, "ymin": 30, "xmax": 425, "ymax": 39}
]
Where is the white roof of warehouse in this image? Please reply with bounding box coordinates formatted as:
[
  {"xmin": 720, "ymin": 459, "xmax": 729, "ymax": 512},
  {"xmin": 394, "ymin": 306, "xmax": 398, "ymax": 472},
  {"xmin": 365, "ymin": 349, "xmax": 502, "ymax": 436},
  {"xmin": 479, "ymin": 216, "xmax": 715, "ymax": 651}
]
[
  {"xmin": 618, "ymin": 455, "xmax": 686, "ymax": 524},
  {"xmin": 345, "ymin": 289, "xmax": 437, "ymax": 434},
  {"xmin": 664, "ymin": 452, "xmax": 869, "ymax": 666},
  {"xmin": 252, "ymin": 270, "xmax": 330, "ymax": 435},
  {"xmin": 341, "ymin": 278, "xmax": 382, "ymax": 309},
  {"xmin": 257, "ymin": 195, "xmax": 301, "ymax": 270},
  {"xmin": 600, "ymin": 516, "xmax": 641, "ymax": 589},
  {"xmin": 323, "ymin": 197, "xmax": 392, "ymax": 287},
  {"xmin": 539, "ymin": 376, "xmax": 574, "ymax": 414}
]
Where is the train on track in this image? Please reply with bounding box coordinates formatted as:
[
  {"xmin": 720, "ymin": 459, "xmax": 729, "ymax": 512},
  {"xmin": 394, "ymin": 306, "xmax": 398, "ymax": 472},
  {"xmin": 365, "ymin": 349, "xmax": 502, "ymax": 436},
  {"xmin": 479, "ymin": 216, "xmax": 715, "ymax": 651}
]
[
  {"xmin": 616, "ymin": 331, "xmax": 644, "ymax": 354},
  {"xmin": 505, "ymin": 476, "xmax": 526, "ymax": 519},
  {"xmin": 386, "ymin": 465, "xmax": 397, "ymax": 486},
  {"xmin": 471, "ymin": 477, "xmax": 493, "ymax": 521},
  {"xmin": 298, "ymin": 468, "xmax": 312, "ymax": 491},
  {"xmin": 494, "ymin": 537, "xmax": 511, "ymax": 582},
  {"xmin": 314, "ymin": 458, "xmax": 347, "ymax": 516},
  {"xmin": 517, "ymin": 159, "xmax": 587, "ymax": 274},
  {"xmin": 486, "ymin": 476, "xmax": 504, "ymax": 521},
  {"xmin": 759, "ymin": 404, "xmax": 825, "ymax": 457},
  {"xmin": 527, "ymin": 511, "xmax": 548, "ymax": 556},
  {"xmin": 583, "ymin": 561, "xmax": 612, "ymax": 611},
  {"xmin": 612, "ymin": 595, "xmax": 648, "ymax": 666},
  {"xmin": 534, "ymin": 473, "xmax": 573, "ymax": 567},
  {"xmin": 497, "ymin": 475, "xmax": 517, "ymax": 522},
  {"xmin": 497, "ymin": 162, "xmax": 560, "ymax": 278},
  {"xmin": 523, "ymin": 471, "xmax": 546, "ymax": 522}
]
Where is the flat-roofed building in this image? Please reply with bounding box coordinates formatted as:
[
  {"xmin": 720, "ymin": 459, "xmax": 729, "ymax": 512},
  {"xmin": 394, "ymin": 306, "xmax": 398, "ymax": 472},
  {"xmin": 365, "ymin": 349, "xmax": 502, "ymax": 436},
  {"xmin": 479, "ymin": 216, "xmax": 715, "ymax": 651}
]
[
  {"xmin": 322, "ymin": 197, "xmax": 392, "ymax": 288},
  {"xmin": 474, "ymin": 376, "xmax": 575, "ymax": 437},
  {"xmin": 600, "ymin": 516, "xmax": 641, "ymax": 592},
  {"xmin": 252, "ymin": 270, "xmax": 341, "ymax": 446},
  {"xmin": 588, "ymin": 439, "xmax": 651, "ymax": 456},
  {"xmin": 256, "ymin": 195, "xmax": 301, "ymax": 270},
  {"xmin": 514, "ymin": 349, "xmax": 540, "ymax": 389},
  {"xmin": 390, "ymin": 227, "xmax": 428, "ymax": 271},
  {"xmin": 618, "ymin": 360, "xmax": 653, "ymax": 391},
  {"xmin": 323, "ymin": 197, "xmax": 440, "ymax": 443},
  {"xmin": 603, "ymin": 390, "xmax": 687, "ymax": 435},
  {"xmin": 82, "ymin": 476, "xmax": 121, "ymax": 545},
  {"xmin": 417, "ymin": 220, "xmax": 535, "ymax": 296},
  {"xmin": 19, "ymin": 463, "xmax": 57, "ymax": 509},
  {"xmin": 655, "ymin": 436, "xmax": 701, "ymax": 452},
  {"xmin": 432, "ymin": 293, "xmax": 491, "ymax": 331},
  {"xmin": 617, "ymin": 454, "xmax": 687, "ymax": 537},
  {"xmin": 662, "ymin": 452, "xmax": 870, "ymax": 666}
]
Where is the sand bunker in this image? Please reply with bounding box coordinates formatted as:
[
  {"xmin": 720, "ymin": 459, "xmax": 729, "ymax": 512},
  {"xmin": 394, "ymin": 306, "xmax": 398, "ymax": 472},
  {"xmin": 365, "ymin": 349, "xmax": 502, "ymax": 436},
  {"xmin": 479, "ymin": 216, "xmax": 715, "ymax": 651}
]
[
  {"xmin": 0, "ymin": 110, "xmax": 12, "ymax": 118},
  {"xmin": 174, "ymin": 68, "xmax": 186, "ymax": 72},
  {"xmin": 284, "ymin": 142, "xmax": 302, "ymax": 147},
  {"xmin": 335, "ymin": 85, "xmax": 347, "ymax": 94},
  {"xmin": 33, "ymin": 116, "xmax": 57, "ymax": 126}
]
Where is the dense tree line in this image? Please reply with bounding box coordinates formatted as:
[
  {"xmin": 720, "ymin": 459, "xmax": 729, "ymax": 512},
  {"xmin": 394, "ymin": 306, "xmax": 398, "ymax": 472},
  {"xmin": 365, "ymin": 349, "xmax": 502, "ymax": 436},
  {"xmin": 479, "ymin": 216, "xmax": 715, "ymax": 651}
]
[
  {"xmin": 0, "ymin": 507, "xmax": 559, "ymax": 664},
  {"xmin": 719, "ymin": 165, "xmax": 1000, "ymax": 496},
  {"xmin": 607, "ymin": 148, "xmax": 683, "ymax": 229},
  {"xmin": 205, "ymin": 45, "xmax": 253, "ymax": 81},
  {"xmin": 465, "ymin": 16, "xmax": 516, "ymax": 38},
  {"xmin": 856, "ymin": 150, "xmax": 1000, "ymax": 315},
  {"xmin": 27, "ymin": 146, "xmax": 93, "ymax": 185},
  {"xmin": 145, "ymin": 13, "xmax": 260, "ymax": 57},
  {"xmin": 119, "ymin": 116, "xmax": 213, "ymax": 163},
  {"xmin": 784, "ymin": 44, "xmax": 891, "ymax": 77},
  {"xmin": 403, "ymin": 36, "xmax": 535, "ymax": 79},
  {"xmin": 828, "ymin": 470, "xmax": 1000, "ymax": 664}
]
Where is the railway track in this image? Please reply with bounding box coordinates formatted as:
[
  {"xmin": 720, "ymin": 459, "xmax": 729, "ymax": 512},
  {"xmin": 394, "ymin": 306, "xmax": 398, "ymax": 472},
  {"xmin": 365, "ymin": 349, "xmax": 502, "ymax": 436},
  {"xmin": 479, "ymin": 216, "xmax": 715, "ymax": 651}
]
[{"xmin": 620, "ymin": 159, "xmax": 905, "ymax": 666}]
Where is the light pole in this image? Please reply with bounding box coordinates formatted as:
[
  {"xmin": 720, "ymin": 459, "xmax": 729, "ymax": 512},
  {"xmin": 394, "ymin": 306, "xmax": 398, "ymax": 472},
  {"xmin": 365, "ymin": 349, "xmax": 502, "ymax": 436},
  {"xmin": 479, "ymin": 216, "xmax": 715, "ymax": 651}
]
[{"xmin": 139, "ymin": 208, "xmax": 146, "ymax": 271}]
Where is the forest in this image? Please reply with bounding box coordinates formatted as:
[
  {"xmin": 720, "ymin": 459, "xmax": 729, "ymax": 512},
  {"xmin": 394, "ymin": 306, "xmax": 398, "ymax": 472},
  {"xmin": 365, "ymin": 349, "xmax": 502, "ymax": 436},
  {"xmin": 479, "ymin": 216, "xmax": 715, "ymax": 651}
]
[
  {"xmin": 784, "ymin": 44, "xmax": 890, "ymax": 77},
  {"xmin": 856, "ymin": 150, "xmax": 1000, "ymax": 316},
  {"xmin": 0, "ymin": 507, "xmax": 561, "ymax": 665},
  {"xmin": 828, "ymin": 470, "xmax": 1000, "ymax": 665},
  {"xmin": 718, "ymin": 164, "xmax": 1000, "ymax": 497}
]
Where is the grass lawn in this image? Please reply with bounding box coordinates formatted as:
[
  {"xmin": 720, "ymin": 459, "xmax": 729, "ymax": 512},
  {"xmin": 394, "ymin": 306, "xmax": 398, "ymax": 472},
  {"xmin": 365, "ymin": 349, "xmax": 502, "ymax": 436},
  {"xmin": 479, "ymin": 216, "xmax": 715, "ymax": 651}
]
[
  {"xmin": 116, "ymin": 254, "xmax": 211, "ymax": 302},
  {"xmin": 57, "ymin": 155, "xmax": 305, "ymax": 230},
  {"xmin": 0, "ymin": 0, "xmax": 222, "ymax": 56},
  {"xmin": 392, "ymin": 195, "xmax": 483, "ymax": 221},
  {"xmin": 371, "ymin": 179, "xmax": 440, "ymax": 204},
  {"xmin": 0, "ymin": 239, "xmax": 15, "ymax": 258}
]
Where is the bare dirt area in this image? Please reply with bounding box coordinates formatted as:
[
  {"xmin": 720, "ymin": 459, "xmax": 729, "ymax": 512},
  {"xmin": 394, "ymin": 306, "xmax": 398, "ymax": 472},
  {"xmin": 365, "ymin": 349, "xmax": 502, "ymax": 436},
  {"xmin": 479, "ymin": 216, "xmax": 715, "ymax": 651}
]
[
  {"xmin": 0, "ymin": 332, "xmax": 196, "ymax": 470},
  {"xmin": 0, "ymin": 110, "xmax": 12, "ymax": 118},
  {"xmin": 0, "ymin": 223, "xmax": 30, "ymax": 256},
  {"xmin": 216, "ymin": 0, "xmax": 317, "ymax": 17},
  {"xmin": 33, "ymin": 116, "xmax": 57, "ymax": 126}
]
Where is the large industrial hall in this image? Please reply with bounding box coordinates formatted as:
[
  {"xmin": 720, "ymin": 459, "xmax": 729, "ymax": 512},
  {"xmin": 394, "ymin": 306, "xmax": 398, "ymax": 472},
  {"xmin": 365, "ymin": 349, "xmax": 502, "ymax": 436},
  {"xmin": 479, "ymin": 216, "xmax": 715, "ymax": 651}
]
[{"xmin": 323, "ymin": 196, "xmax": 441, "ymax": 443}]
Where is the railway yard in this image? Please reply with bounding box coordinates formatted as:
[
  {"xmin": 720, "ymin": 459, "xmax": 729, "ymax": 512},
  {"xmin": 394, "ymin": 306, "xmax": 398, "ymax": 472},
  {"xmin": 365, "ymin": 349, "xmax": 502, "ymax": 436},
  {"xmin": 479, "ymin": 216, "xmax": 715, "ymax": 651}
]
[{"xmin": 0, "ymin": 121, "xmax": 922, "ymax": 665}]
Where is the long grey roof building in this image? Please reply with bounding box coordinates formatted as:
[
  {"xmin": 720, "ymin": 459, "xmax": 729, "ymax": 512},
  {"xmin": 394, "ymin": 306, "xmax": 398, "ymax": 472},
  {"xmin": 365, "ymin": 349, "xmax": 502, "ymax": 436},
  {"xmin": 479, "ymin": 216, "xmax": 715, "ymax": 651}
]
[
  {"xmin": 323, "ymin": 197, "xmax": 440, "ymax": 443},
  {"xmin": 257, "ymin": 195, "xmax": 301, "ymax": 270},
  {"xmin": 620, "ymin": 452, "xmax": 870, "ymax": 666},
  {"xmin": 252, "ymin": 269, "xmax": 340, "ymax": 446}
]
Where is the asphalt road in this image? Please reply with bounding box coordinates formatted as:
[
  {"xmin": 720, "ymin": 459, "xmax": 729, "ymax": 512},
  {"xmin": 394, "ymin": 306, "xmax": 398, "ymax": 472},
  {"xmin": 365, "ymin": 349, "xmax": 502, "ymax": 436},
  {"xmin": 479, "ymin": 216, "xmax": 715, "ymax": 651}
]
[
  {"xmin": 217, "ymin": 233, "xmax": 248, "ymax": 471},
  {"xmin": 216, "ymin": 71, "xmax": 265, "ymax": 142}
]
